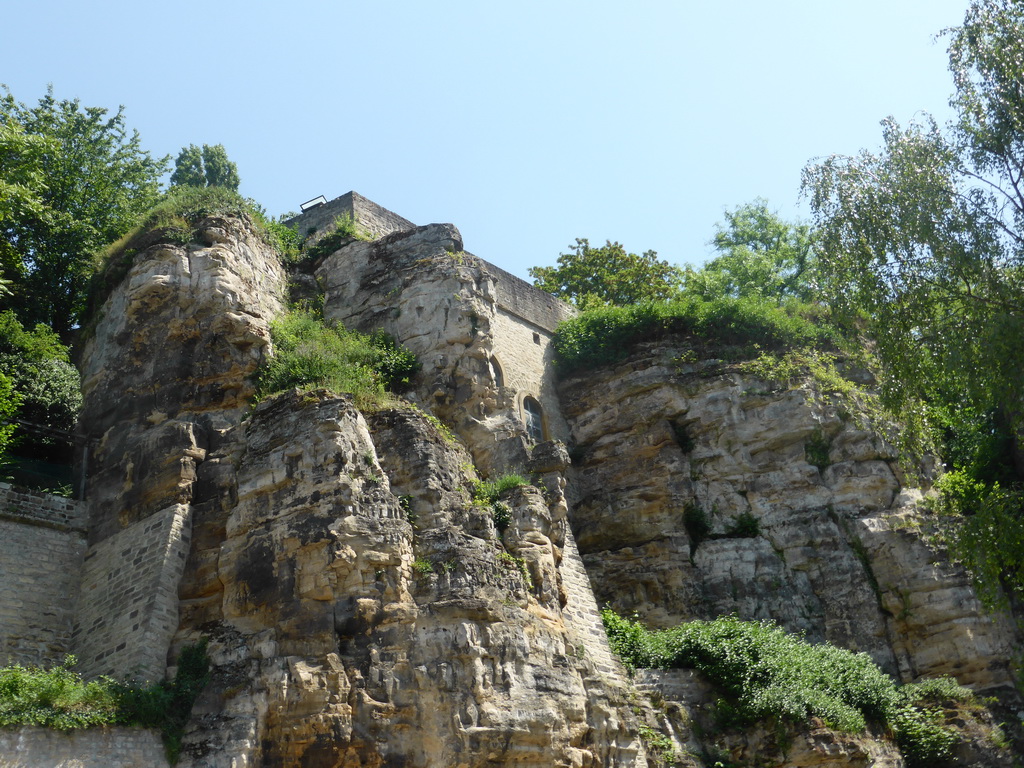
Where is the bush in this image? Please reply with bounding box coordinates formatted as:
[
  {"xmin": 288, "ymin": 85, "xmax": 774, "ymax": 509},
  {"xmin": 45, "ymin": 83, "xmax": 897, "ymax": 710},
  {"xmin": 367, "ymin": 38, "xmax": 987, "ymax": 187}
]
[
  {"xmin": 473, "ymin": 473, "xmax": 528, "ymax": 504},
  {"xmin": 600, "ymin": 611, "xmax": 969, "ymax": 766},
  {"xmin": 552, "ymin": 295, "xmax": 839, "ymax": 375},
  {"xmin": 302, "ymin": 214, "xmax": 368, "ymax": 263},
  {"xmin": 683, "ymin": 503, "xmax": 712, "ymax": 555},
  {"xmin": 0, "ymin": 656, "xmax": 119, "ymax": 730},
  {"xmin": 0, "ymin": 643, "xmax": 209, "ymax": 763},
  {"xmin": 254, "ymin": 309, "xmax": 420, "ymax": 410},
  {"xmin": 724, "ymin": 511, "xmax": 760, "ymax": 538}
]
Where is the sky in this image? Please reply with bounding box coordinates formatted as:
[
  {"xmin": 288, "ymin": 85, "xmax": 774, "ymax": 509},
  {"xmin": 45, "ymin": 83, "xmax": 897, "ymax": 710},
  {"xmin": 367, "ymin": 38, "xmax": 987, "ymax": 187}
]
[{"xmin": 3, "ymin": 0, "xmax": 970, "ymax": 281}]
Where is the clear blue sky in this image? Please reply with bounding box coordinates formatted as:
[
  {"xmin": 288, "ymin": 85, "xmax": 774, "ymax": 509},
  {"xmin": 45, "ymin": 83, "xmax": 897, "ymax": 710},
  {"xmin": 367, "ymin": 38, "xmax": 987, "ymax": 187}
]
[{"xmin": 3, "ymin": 0, "xmax": 968, "ymax": 280}]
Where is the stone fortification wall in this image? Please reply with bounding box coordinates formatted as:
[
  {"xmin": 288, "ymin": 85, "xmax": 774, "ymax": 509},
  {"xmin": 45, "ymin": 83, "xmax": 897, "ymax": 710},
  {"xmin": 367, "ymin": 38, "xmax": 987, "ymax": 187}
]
[
  {"xmin": 72, "ymin": 504, "xmax": 192, "ymax": 681},
  {"xmin": 0, "ymin": 727, "xmax": 168, "ymax": 768},
  {"xmin": 285, "ymin": 190, "xmax": 415, "ymax": 240},
  {"xmin": 0, "ymin": 484, "xmax": 86, "ymax": 667},
  {"xmin": 481, "ymin": 258, "xmax": 576, "ymax": 334},
  {"xmin": 556, "ymin": 528, "xmax": 624, "ymax": 679},
  {"xmin": 489, "ymin": 305, "xmax": 570, "ymax": 443}
]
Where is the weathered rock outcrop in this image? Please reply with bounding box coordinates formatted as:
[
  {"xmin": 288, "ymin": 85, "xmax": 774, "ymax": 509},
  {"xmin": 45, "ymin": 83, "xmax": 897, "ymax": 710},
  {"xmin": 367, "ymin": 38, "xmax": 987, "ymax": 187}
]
[
  {"xmin": 78, "ymin": 214, "xmax": 286, "ymax": 543},
  {"xmin": 316, "ymin": 224, "xmax": 573, "ymax": 477},
  {"xmin": 559, "ymin": 342, "xmax": 1020, "ymax": 693},
  {"xmin": 58, "ymin": 202, "xmax": 1020, "ymax": 767},
  {"xmin": 173, "ymin": 390, "xmax": 641, "ymax": 768},
  {"xmin": 75, "ymin": 212, "xmax": 644, "ymax": 766}
]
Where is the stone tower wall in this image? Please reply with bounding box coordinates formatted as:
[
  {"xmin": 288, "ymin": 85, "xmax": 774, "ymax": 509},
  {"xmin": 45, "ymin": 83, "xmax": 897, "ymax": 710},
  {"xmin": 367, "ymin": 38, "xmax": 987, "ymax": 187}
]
[{"xmin": 284, "ymin": 190, "xmax": 415, "ymax": 241}]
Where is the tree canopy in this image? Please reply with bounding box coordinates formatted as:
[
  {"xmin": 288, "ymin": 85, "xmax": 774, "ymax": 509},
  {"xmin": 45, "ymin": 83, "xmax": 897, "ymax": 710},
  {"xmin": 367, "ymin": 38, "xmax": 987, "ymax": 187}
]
[
  {"xmin": 0, "ymin": 310, "xmax": 80, "ymax": 470},
  {"xmin": 803, "ymin": 0, "xmax": 1024, "ymax": 603},
  {"xmin": 170, "ymin": 143, "xmax": 240, "ymax": 191},
  {"xmin": 529, "ymin": 238, "xmax": 684, "ymax": 308},
  {"xmin": 0, "ymin": 86, "xmax": 168, "ymax": 338},
  {"xmin": 687, "ymin": 199, "xmax": 816, "ymax": 303}
]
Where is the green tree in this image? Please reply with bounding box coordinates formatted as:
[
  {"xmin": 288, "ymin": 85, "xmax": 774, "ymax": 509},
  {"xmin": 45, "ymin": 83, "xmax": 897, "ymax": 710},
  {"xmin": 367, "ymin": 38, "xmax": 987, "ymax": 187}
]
[
  {"xmin": 170, "ymin": 143, "xmax": 240, "ymax": 191},
  {"xmin": 0, "ymin": 372, "xmax": 20, "ymax": 466},
  {"xmin": 0, "ymin": 86, "xmax": 168, "ymax": 338},
  {"xmin": 529, "ymin": 238, "xmax": 684, "ymax": 307},
  {"xmin": 169, "ymin": 144, "xmax": 204, "ymax": 187},
  {"xmin": 802, "ymin": 0, "xmax": 1024, "ymax": 601},
  {"xmin": 687, "ymin": 199, "xmax": 817, "ymax": 302},
  {"xmin": 0, "ymin": 311, "xmax": 80, "ymax": 463}
]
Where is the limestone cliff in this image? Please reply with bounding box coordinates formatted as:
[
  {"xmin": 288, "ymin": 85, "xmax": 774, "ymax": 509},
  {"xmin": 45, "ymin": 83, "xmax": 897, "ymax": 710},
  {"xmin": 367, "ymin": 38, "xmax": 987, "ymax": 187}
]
[
  {"xmin": 73, "ymin": 209, "xmax": 643, "ymax": 767},
  {"xmin": 558, "ymin": 342, "xmax": 1020, "ymax": 694},
  {"xmin": 171, "ymin": 391, "xmax": 640, "ymax": 767},
  {"xmin": 45, "ymin": 197, "xmax": 1019, "ymax": 768}
]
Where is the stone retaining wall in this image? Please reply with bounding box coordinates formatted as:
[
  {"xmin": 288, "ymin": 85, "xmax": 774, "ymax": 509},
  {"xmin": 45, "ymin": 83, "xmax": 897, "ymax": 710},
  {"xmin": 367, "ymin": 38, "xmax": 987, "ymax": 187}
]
[
  {"xmin": 0, "ymin": 727, "xmax": 168, "ymax": 768},
  {"xmin": 557, "ymin": 527, "xmax": 625, "ymax": 679},
  {"xmin": 0, "ymin": 484, "xmax": 86, "ymax": 667},
  {"xmin": 72, "ymin": 504, "xmax": 192, "ymax": 681}
]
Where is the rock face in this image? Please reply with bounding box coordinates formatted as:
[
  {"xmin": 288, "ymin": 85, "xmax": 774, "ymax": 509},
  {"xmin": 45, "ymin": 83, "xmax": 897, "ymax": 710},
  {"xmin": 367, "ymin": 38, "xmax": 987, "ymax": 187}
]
[
  {"xmin": 558, "ymin": 342, "xmax": 1021, "ymax": 693},
  {"xmin": 78, "ymin": 214, "xmax": 286, "ymax": 544},
  {"xmin": 316, "ymin": 223, "xmax": 574, "ymax": 478},
  {"xmin": 59, "ymin": 201, "xmax": 1021, "ymax": 767},
  {"xmin": 74, "ymin": 210, "xmax": 642, "ymax": 767},
  {"xmin": 173, "ymin": 390, "xmax": 640, "ymax": 768}
]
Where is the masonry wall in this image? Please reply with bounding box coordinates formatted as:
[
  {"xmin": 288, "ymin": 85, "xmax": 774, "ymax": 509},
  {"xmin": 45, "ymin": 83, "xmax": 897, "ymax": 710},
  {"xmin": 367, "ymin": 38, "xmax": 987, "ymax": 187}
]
[
  {"xmin": 0, "ymin": 484, "xmax": 86, "ymax": 667},
  {"xmin": 72, "ymin": 504, "xmax": 192, "ymax": 681},
  {"xmin": 285, "ymin": 191, "xmax": 416, "ymax": 241},
  {"xmin": 489, "ymin": 304, "xmax": 571, "ymax": 444},
  {"xmin": 482, "ymin": 259, "xmax": 577, "ymax": 334},
  {"xmin": 0, "ymin": 727, "xmax": 168, "ymax": 768},
  {"xmin": 557, "ymin": 527, "xmax": 627, "ymax": 679}
]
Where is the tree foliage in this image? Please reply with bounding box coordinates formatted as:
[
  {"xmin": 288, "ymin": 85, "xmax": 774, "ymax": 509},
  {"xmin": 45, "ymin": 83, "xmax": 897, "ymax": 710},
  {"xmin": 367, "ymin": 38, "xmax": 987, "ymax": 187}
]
[
  {"xmin": 0, "ymin": 87, "xmax": 168, "ymax": 338},
  {"xmin": 687, "ymin": 199, "xmax": 817, "ymax": 303},
  {"xmin": 803, "ymin": 0, "xmax": 1024, "ymax": 600},
  {"xmin": 170, "ymin": 143, "xmax": 240, "ymax": 191},
  {"xmin": 0, "ymin": 310, "xmax": 80, "ymax": 463},
  {"xmin": 804, "ymin": 0, "xmax": 1024, "ymax": 458},
  {"xmin": 529, "ymin": 238, "xmax": 684, "ymax": 307},
  {"xmin": 0, "ymin": 372, "xmax": 19, "ymax": 465}
]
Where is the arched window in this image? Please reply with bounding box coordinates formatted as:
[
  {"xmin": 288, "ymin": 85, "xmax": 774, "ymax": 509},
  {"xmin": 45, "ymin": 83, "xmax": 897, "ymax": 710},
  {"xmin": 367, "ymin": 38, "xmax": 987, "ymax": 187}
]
[
  {"xmin": 523, "ymin": 397, "xmax": 545, "ymax": 443},
  {"xmin": 490, "ymin": 357, "xmax": 504, "ymax": 388}
]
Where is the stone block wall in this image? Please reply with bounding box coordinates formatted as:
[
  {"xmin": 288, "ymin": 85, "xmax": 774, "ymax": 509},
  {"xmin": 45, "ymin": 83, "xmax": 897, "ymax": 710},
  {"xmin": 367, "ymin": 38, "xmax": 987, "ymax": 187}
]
[
  {"xmin": 0, "ymin": 727, "xmax": 168, "ymax": 768},
  {"xmin": 72, "ymin": 504, "xmax": 192, "ymax": 681},
  {"xmin": 0, "ymin": 484, "xmax": 86, "ymax": 667},
  {"xmin": 490, "ymin": 305, "xmax": 571, "ymax": 444},
  {"xmin": 483, "ymin": 259, "xmax": 577, "ymax": 334},
  {"xmin": 557, "ymin": 527, "xmax": 625, "ymax": 679},
  {"xmin": 285, "ymin": 190, "xmax": 416, "ymax": 240}
]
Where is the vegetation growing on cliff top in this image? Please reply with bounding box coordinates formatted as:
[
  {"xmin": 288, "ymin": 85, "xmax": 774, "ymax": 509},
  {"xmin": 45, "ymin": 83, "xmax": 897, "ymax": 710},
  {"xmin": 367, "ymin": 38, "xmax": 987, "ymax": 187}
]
[
  {"xmin": 602, "ymin": 610, "xmax": 973, "ymax": 767},
  {"xmin": 551, "ymin": 295, "xmax": 838, "ymax": 375},
  {"xmin": 254, "ymin": 308, "xmax": 420, "ymax": 410},
  {"xmin": 0, "ymin": 642, "xmax": 209, "ymax": 763},
  {"xmin": 0, "ymin": 86, "xmax": 168, "ymax": 339}
]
